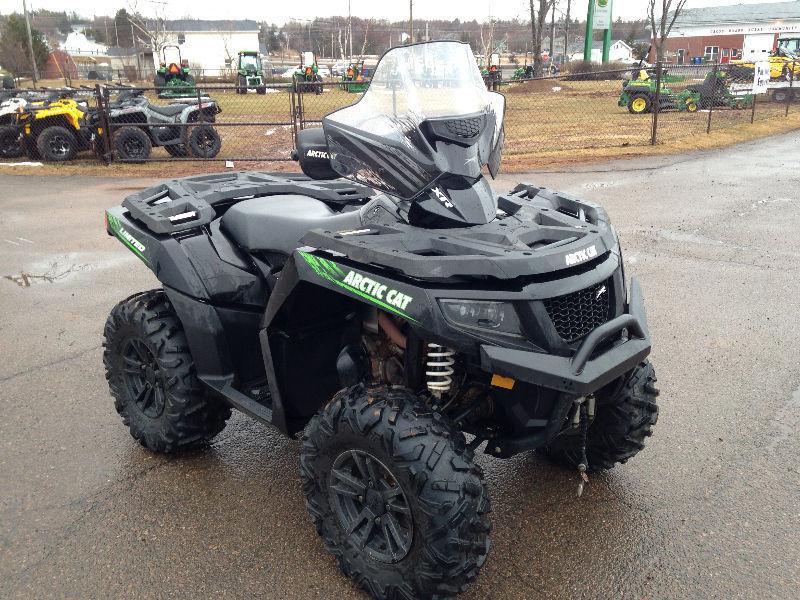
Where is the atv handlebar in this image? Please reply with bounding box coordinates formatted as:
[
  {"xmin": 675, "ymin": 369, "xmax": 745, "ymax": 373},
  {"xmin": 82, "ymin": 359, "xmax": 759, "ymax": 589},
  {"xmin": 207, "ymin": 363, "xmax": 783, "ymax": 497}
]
[{"xmin": 480, "ymin": 278, "xmax": 651, "ymax": 396}]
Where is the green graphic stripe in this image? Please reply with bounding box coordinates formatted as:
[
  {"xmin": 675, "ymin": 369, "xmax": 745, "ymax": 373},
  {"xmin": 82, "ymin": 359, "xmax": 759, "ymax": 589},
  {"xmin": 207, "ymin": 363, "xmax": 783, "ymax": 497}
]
[
  {"xmin": 107, "ymin": 214, "xmax": 150, "ymax": 265},
  {"xmin": 298, "ymin": 252, "xmax": 418, "ymax": 323}
]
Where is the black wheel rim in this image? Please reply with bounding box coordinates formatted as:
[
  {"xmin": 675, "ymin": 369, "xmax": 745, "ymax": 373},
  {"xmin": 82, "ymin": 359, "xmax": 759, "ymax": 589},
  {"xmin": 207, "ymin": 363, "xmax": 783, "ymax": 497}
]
[
  {"xmin": 329, "ymin": 449, "xmax": 413, "ymax": 563},
  {"xmin": 121, "ymin": 338, "xmax": 165, "ymax": 418},
  {"xmin": 48, "ymin": 134, "xmax": 72, "ymax": 158},
  {"xmin": 122, "ymin": 136, "xmax": 145, "ymax": 158}
]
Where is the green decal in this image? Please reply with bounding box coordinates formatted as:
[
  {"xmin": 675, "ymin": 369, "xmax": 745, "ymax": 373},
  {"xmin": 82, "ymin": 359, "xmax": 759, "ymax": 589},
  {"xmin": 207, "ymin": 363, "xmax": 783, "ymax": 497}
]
[
  {"xmin": 107, "ymin": 212, "xmax": 150, "ymax": 265},
  {"xmin": 298, "ymin": 251, "xmax": 418, "ymax": 323}
]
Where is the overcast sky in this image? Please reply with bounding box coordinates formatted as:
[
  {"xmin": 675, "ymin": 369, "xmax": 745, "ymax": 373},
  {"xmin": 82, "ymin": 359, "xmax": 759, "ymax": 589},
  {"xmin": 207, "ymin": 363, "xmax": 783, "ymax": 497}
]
[{"xmin": 0, "ymin": 0, "xmax": 779, "ymax": 24}]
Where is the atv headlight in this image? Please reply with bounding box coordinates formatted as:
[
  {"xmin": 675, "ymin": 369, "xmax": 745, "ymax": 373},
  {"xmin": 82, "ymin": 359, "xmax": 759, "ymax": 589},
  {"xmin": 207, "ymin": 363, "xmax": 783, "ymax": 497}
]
[{"xmin": 439, "ymin": 300, "xmax": 523, "ymax": 337}]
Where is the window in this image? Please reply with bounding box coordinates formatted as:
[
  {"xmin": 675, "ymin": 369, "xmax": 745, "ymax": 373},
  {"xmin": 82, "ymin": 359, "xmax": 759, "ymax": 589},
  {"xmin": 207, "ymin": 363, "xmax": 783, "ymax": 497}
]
[
  {"xmin": 731, "ymin": 48, "xmax": 741, "ymax": 59},
  {"xmin": 704, "ymin": 46, "xmax": 719, "ymax": 62},
  {"xmin": 177, "ymin": 33, "xmax": 186, "ymax": 45},
  {"xmin": 677, "ymin": 49, "xmax": 685, "ymax": 64}
]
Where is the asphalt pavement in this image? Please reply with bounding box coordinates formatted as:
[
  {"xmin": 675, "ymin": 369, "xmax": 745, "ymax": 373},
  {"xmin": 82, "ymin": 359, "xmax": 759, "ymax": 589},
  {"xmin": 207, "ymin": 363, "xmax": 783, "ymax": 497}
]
[{"xmin": 1, "ymin": 133, "xmax": 799, "ymax": 599}]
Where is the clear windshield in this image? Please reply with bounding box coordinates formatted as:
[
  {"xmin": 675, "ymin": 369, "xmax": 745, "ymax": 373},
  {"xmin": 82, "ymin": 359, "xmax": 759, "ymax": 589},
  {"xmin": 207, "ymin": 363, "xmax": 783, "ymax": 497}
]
[
  {"xmin": 323, "ymin": 41, "xmax": 504, "ymax": 199},
  {"xmin": 241, "ymin": 56, "xmax": 260, "ymax": 70}
]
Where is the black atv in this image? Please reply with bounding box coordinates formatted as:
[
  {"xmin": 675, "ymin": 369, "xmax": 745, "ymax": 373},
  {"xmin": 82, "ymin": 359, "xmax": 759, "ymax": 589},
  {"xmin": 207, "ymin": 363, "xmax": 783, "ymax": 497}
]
[{"xmin": 103, "ymin": 41, "xmax": 659, "ymax": 600}]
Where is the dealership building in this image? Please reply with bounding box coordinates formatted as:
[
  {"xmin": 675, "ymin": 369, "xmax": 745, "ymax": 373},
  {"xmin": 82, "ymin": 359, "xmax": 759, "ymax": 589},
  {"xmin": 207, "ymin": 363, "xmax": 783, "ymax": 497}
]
[{"xmin": 655, "ymin": 1, "xmax": 800, "ymax": 64}]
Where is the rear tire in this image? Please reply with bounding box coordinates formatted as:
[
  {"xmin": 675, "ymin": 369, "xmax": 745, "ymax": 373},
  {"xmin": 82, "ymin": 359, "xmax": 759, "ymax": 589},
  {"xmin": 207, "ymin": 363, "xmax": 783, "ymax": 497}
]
[
  {"xmin": 187, "ymin": 125, "xmax": 221, "ymax": 158},
  {"xmin": 103, "ymin": 289, "xmax": 231, "ymax": 454},
  {"xmin": 0, "ymin": 125, "xmax": 22, "ymax": 158},
  {"xmin": 113, "ymin": 126, "xmax": 152, "ymax": 162},
  {"xmin": 236, "ymin": 74, "xmax": 247, "ymax": 94},
  {"xmin": 36, "ymin": 126, "xmax": 78, "ymax": 161},
  {"xmin": 541, "ymin": 360, "xmax": 659, "ymax": 473},
  {"xmin": 628, "ymin": 94, "xmax": 651, "ymax": 114},
  {"xmin": 300, "ymin": 385, "xmax": 491, "ymax": 600}
]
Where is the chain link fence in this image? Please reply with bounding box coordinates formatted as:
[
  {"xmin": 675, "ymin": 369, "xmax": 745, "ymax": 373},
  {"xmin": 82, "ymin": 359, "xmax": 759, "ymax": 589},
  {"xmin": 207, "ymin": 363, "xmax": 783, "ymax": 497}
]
[{"xmin": 1, "ymin": 61, "xmax": 797, "ymax": 166}]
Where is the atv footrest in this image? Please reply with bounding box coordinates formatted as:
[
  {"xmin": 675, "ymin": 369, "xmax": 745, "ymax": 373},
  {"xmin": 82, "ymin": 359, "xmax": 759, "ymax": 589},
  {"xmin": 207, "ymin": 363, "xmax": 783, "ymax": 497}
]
[{"xmin": 202, "ymin": 376, "xmax": 273, "ymax": 424}]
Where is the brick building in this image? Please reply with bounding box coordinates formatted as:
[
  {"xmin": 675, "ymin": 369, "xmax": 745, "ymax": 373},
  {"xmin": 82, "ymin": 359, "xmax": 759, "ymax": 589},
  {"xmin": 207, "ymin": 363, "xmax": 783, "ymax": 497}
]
[{"xmin": 652, "ymin": 1, "xmax": 800, "ymax": 64}]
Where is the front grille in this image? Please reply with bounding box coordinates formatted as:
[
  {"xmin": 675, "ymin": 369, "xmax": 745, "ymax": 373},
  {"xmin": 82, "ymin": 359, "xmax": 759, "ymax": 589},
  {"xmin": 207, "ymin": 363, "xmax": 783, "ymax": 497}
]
[
  {"xmin": 543, "ymin": 280, "xmax": 611, "ymax": 342},
  {"xmin": 443, "ymin": 116, "xmax": 484, "ymax": 138}
]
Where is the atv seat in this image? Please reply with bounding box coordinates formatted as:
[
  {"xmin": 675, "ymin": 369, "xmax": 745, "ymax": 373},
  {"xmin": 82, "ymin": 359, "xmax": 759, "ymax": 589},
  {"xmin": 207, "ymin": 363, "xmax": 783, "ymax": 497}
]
[
  {"xmin": 148, "ymin": 104, "xmax": 186, "ymax": 117},
  {"xmin": 221, "ymin": 194, "xmax": 362, "ymax": 255}
]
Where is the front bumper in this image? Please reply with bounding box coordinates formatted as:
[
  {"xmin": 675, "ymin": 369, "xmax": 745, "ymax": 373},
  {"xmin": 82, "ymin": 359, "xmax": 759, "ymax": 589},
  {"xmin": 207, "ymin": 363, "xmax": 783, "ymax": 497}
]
[{"xmin": 480, "ymin": 278, "xmax": 651, "ymax": 396}]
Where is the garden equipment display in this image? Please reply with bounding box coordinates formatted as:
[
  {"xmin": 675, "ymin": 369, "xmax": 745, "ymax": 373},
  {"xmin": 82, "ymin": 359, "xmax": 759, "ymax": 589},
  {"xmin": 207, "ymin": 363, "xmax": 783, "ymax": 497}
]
[
  {"xmin": 103, "ymin": 41, "xmax": 659, "ymax": 600},
  {"xmin": 235, "ymin": 51, "xmax": 267, "ymax": 94},
  {"xmin": 341, "ymin": 61, "xmax": 368, "ymax": 93},
  {"xmin": 97, "ymin": 88, "xmax": 222, "ymax": 161},
  {"xmin": 294, "ymin": 51, "xmax": 323, "ymax": 94},
  {"xmin": 154, "ymin": 45, "xmax": 198, "ymax": 99},
  {"xmin": 16, "ymin": 91, "xmax": 95, "ymax": 161}
]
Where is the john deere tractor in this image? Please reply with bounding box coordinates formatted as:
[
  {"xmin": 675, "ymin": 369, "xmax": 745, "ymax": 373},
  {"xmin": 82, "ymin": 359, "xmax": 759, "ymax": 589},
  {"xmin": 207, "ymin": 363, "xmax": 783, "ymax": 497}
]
[
  {"xmin": 154, "ymin": 45, "xmax": 198, "ymax": 99},
  {"xmin": 235, "ymin": 51, "xmax": 267, "ymax": 94},
  {"xmin": 293, "ymin": 51, "xmax": 323, "ymax": 94},
  {"xmin": 341, "ymin": 61, "xmax": 368, "ymax": 93}
]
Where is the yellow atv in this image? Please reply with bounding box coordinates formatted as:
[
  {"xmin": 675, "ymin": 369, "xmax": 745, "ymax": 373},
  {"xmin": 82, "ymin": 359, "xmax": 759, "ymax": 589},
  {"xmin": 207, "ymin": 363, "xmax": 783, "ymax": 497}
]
[
  {"xmin": 731, "ymin": 37, "xmax": 800, "ymax": 81},
  {"xmin": 16, "ymin": 93, "xmax": 95, "ymax": 161}
]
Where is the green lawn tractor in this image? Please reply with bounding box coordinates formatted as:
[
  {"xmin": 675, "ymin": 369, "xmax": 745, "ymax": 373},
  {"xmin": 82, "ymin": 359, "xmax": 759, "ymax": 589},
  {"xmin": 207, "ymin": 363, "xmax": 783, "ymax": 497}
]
[
  {"xmin": 293, "ymin": 51, "xmax": 323, "ymax": 95},
  {"xmin": 154, "ymin": 45, "xmax": 198, "ymax": 99},
  {"xmin": 235, "ymin": 51, "xmax": 267, "ymax": 94},
  {"xmin": 679, "ymin": 67, "xmax": 754, "ymax": 112},
  {"xmin": 341, "ymin": 61, "xmax": 368, "ymax": 93}
]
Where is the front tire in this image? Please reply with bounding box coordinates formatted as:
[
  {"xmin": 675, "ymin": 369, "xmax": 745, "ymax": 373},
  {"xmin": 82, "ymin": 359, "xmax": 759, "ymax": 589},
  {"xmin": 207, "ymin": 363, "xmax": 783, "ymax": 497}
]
[
  {"xmin": 187, "ymin": 125, "xmax": 221, "ymax": 158},
  {"xmin": 113, "ymin": 126, "xmax": 152, "ymax": 162},
  {"xmin": 36, "ymin": 126, "xmax": 78, "ymax": 161},
  {"xmin": 541, "ymin": 360, "xmax": 659, "ymax": 472},
  {"xmin": 301, "ymin": 385, "xmax": 491, "ymax": 600},
  {"xmin": 103, "ymin": 290, "xmax": 231, "ymax": 453}
]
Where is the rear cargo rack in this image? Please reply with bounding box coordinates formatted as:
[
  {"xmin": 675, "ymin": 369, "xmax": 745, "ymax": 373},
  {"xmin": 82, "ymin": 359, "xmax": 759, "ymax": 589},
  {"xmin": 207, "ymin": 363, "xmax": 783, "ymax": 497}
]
[{"xmin": 121, "ymin": 171, "xmax": 375, "ymax": 235}]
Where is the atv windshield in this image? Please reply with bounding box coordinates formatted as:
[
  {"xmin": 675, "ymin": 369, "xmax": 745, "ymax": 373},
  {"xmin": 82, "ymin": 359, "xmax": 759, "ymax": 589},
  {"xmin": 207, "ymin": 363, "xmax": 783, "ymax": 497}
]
[{"xmin": 323, "ymin": 41, "xmax": 505, "ymax": 200}]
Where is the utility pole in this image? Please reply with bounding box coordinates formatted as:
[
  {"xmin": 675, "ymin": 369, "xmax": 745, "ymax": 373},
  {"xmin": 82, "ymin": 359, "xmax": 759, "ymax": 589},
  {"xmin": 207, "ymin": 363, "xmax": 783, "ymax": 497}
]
[
  {"xmin": 409, "ymin": 0, "xmax": 413, "ymax": 44},
  {"xmin": 550, "ymin": 1, "xmax": 556, "ymax": 59},
  {"xmin": 348, "ymin": 0, "xmax": 353, "ymax": 61},
  {"xmin": 114, "ymin": 15, "xmax": 119, "ymax": 47},
  {"xmin": 425, "ymin": 21, "xmax": 429, "ymax": 42},
  {"xmin": 131, "ymin": 21, "xmax": 142, "ymax": 80},
  {"xmin": 22, "ymin": 0, "xmax": 39, "ymax": 85},
  {"xmin": 563, "ymin": 0, "xmax": 570, "ymax": 63}
]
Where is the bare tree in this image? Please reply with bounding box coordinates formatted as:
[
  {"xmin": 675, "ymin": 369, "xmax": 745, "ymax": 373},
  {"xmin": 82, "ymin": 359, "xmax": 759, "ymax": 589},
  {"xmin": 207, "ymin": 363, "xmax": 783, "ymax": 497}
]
[
  {"xmin": 648, "ymin": 0, "xmax": 688, "ymax": 64},
  {"xmin": 478, "ymin": 19, "xmax": 494, "ymax": 69},
  {"xmin": 126, "ymin": 1, "xmax": 169, "ymax": 68},
  {"xmin": 529, "ymin": 0, "xmax": 554, "ymax": 76}
]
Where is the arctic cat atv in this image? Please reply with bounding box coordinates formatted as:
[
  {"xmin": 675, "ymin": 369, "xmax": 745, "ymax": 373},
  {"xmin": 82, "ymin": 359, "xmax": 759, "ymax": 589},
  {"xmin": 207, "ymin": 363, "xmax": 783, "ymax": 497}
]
[
  {"xmin": 235, "ymin": 51, "xmax": 267, "ymax": 94},
  {"xmin": 103, "ymin": 41, "xmax": 659, "ymax": 600},
  {"xmin": 97, "ymin": 88, "xmax": 222, "ymax": 161},
  {"xmin": 154, "ymin": 45, "xmax": 198, "ymax": 99}
]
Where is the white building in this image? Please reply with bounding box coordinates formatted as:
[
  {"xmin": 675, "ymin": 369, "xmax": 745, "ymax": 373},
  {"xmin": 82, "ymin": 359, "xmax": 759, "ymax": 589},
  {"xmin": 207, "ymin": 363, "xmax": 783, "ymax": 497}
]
[
  {"xmin": 150, "ymin": 20, "xmax": 261, "ymax": 75},
  {"xmin": 570, "ymin": 40, "xmax": 635, "ymax": 63}
]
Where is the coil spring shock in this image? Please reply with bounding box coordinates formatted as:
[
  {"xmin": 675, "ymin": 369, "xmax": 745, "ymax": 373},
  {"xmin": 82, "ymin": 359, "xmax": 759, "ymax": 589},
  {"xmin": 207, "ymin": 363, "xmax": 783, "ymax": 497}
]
[{"xmin": 426, "ymin": 343, "xmax": 455, "ymax": 397}]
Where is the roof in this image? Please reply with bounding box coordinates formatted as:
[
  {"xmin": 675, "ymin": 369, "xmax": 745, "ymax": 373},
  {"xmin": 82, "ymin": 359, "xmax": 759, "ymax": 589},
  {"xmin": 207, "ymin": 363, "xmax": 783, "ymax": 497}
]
[
  {"xmin": 156, "ymin": 19, "xmax": 260, "ymax": 33},
  {"xmin": 671, "ymin": 1, "xmax": 800, "ymax": 27}
]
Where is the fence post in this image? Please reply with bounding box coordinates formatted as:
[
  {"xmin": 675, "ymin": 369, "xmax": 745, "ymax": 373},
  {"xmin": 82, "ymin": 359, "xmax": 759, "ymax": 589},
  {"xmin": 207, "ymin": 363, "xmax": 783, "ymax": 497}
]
[
  {"xmin": 706, "ymin": 62, "xmax": 717, "ymax": 134},
  {"xmin": 290, "ymin": 79, "xmax": 298, "ymax": 145},
  {"xmin": 750, "ymin": 80, "xmax": 757, "ymax": 124},
  {"xmin": 650, "ymin": 61, "xmax": 661, "ymax": 145},
  {"xmin": 95, "ymin": 84, "xmax": 113, "ymax": 164},
  {"xmin": 787, "ymin": 61, "xmax": 795, "ymax": 118}
]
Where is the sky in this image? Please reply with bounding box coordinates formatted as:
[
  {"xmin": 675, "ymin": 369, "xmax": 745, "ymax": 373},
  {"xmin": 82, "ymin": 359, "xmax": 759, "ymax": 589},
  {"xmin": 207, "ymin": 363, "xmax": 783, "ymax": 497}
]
[{"xmin": 0, "ymin": 0, "xmax": 782, "ymax": 24}]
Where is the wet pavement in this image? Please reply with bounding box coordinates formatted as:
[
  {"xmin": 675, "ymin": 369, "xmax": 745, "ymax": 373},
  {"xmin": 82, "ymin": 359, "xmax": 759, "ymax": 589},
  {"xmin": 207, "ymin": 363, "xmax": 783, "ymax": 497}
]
[{"xmin": 1, "ymin": 134, "xmax": 799, "ymax": 599}]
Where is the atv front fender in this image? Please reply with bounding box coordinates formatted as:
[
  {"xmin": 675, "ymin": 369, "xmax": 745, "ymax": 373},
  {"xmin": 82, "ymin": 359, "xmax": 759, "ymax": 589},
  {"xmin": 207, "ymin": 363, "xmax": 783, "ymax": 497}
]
[{"xmin": 479, "ymin": 278, "xmax": 651, "ymax": 396}]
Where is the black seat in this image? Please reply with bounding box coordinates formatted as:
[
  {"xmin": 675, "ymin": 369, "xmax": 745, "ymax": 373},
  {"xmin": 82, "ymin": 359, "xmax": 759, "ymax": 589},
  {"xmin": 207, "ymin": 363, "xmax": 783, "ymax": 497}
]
[
  {"xmin": 148, "ymin": 103, "xmax": 186, "ymax": 117},
  {"xmin": 221, "ymin": 194, "xmax": 363, "ymax": 255}
]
